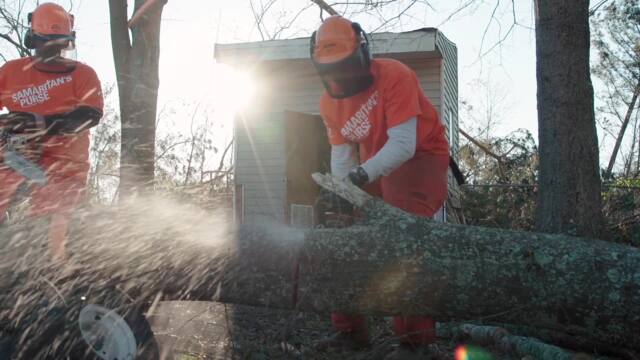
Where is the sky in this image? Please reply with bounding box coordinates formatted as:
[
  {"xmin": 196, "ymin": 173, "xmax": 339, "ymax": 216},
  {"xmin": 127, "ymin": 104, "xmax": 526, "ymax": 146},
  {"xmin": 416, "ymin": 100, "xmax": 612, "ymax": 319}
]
[{"xmin": 1, "ymin": 1, "xmax": 618, "ymax": 161}]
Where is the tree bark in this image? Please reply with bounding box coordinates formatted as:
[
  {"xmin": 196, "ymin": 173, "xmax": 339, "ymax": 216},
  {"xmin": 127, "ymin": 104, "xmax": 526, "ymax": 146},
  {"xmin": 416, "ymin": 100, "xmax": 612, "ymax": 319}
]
[
  {"xmin": 0, "ymin": 177, "xmax": 639, "ymax": 356},
  {"xmin": 534, "ymin": 0, "xmax": 605, "ymax": 238},
  {"xmin": 109, "ymin": 0, "xmax": 166, "ymax": 198}
]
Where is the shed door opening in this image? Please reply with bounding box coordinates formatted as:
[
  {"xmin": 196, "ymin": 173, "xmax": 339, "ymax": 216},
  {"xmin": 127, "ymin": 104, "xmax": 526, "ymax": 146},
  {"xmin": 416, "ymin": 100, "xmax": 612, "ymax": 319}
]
[{"xmin": 284, "ymin": 111, "xmax": 331, "ymax": 226}]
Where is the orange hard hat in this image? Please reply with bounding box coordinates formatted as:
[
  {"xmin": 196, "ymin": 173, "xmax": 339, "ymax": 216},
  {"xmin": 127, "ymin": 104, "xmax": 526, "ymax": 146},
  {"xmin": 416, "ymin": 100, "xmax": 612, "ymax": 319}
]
[
  {"xmin": 30, "ymin": 3, "xmax": 74, "ymax": 36},
  {"xmin": 312, "ymin": 16, "xmax": 360, "ymax": 64}
]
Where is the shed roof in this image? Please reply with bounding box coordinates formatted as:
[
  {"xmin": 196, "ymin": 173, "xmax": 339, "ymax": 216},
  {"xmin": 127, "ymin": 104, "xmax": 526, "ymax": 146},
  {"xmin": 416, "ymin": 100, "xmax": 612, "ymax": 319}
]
[{"xmin": 215, "ymin": 28, "xmax": 444, "ymax": 65}]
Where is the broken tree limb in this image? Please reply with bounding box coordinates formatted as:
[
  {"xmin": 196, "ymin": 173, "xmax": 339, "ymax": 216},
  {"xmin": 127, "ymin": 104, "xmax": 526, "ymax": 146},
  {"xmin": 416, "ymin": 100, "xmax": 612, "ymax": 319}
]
[
  {"xmin": 128, "ymin": 0, "xmax": 164, "ymax": 28},
  {"xmin": 0, "ymin": 179, "xmax": 640, "ymax": 356}
]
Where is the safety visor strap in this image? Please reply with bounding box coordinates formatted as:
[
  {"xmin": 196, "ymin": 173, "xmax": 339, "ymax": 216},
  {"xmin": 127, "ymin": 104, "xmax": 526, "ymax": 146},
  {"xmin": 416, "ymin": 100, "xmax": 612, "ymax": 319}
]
[
  {"xmin": 32, "ymin": 32, "xmax": 75, "ymax": 44},
  {"xmin": 313, "ymin": 47, "xmax": 366, "ymax": 78}
]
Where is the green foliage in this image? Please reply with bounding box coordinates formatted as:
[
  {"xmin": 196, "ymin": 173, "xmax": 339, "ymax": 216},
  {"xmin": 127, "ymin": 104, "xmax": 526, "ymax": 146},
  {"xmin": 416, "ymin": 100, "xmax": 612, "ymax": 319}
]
[
  {"xmin": 457, "ymin": 128, "xmax": 639, "ymax": 245},
  {"xmin": 458, "ymin": 129, "xmax": 538, "ymax": 231},
  {"xmin": 603, "ymin": 178, "xmax": 640, "ymax": 246}
]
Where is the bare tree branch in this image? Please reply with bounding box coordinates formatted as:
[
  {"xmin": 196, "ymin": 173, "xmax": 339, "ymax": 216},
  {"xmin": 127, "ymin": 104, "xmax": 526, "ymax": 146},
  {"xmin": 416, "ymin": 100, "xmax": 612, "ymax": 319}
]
[
  {"xmin": 436, "ymin": 0, "xmax": 476, "ymax": 27},
  {"xmin": 272, "ymin": 3, "xmax": 314, "ymax": 39},
  {"xmin": 371, "ymin": 0, "xmax": 419, "ymax": 32},
  {"xmin": 155, "ymin": 140, "xmax": 191, "ymax": 161},
  {"xmin": 249, "ymin": 0, "xmax": 268, "ymax": 40},
  {"xmin": 183, "ymin": 103, "xmax": 202, "ymax": 185},
  {"xmin": 459, "ymin": 127, "xmax": 504, "ymax": 163},
  {"xmin": 215, "ymin": 139, "xmax": 234, "ymax": 174},
  {"xmin": 0, "ymin": 1, "xmax": 31, "ymax": 57},
  {"xmin": 589, "ymin": 0, "xmax": 611, "ymax": 16},
  {"xmin": 0, "ymin": 32, "xmax": 25, "ymax": 53},
  {"xmin": 310, "ymin": 0, "xmax": 338, "ymax": 15}
]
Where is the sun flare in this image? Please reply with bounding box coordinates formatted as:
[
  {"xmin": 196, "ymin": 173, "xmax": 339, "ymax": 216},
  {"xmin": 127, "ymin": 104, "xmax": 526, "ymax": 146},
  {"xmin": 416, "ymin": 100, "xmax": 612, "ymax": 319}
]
[{"xmin": 211, "ymin": 64, "xmax": 257, "ymax": 113}]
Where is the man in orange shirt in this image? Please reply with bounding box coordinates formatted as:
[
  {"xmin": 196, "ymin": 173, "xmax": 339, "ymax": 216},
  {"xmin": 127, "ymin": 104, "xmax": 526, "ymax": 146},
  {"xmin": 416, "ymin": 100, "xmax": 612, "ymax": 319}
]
[
  {"xmin": 0, "ymin": 3, "xmax": 104, "ymax": 260},
  {"xmin": 311, "ymin": 16, "xmax": 449, "ymax": 359}
]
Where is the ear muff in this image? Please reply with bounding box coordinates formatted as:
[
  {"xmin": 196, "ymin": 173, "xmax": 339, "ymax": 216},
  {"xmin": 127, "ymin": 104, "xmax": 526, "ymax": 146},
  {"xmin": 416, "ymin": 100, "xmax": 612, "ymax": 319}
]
[
  {"xmin": 309, "ymin": 30, "xmax": 317, "ymax": 60},
  {"xmin": 68, "ymin": 30, "xmax": 77, "ymax": 50},
  {"xmin": 351, "ymin": 22, "xmax": 371, "ymax": 66},
  {"xmin": 24, "ymin": 12, "xmax": 34, "ymax": 49},
  {"xmin": 24, "ymin": 29, "xmax": 35, "ymax": 49}
]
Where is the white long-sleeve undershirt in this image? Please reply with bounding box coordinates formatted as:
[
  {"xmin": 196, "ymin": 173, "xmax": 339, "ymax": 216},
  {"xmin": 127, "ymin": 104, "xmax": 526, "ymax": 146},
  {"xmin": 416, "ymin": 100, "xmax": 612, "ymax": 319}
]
[
  {"xmin": 330, "ymin": 117, "xmax": 417, "ymax": 183},
  {"xmin": 331, "ymin": 143, "xmax": 358, "ymax": 179}
]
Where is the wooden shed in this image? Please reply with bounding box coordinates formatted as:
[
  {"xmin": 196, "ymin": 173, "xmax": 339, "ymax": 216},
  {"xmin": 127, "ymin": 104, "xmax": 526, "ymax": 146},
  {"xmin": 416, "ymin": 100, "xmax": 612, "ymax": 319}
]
[{"xmin": 214, "ymin": 28, "xmax": 459, "ymax": 225}]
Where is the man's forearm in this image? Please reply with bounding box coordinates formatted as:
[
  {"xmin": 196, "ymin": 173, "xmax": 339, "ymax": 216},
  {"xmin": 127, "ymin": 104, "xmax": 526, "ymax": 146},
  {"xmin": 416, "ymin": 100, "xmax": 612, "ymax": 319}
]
[
  {"xmin": 45, "ymin": 106, "xmax": 103, "ymax": 135},
  {"xmin": 331, "ymin": 143, "xmax": 358, "ymax": 179},
  {"xmin": 361, "ymin": 117, "xmax": 417, "ymax": 182}
]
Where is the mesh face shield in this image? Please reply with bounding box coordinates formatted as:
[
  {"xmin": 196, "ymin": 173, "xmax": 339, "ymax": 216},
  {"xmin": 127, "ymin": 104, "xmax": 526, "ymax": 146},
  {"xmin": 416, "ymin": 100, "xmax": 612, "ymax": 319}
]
[
  {"xmin": 313, "ymin": 47, "xmax": 374, "ymax": 99},
  {"xmin": 31, "ymin": 34, "xmax": 77, "ymax": 73}
]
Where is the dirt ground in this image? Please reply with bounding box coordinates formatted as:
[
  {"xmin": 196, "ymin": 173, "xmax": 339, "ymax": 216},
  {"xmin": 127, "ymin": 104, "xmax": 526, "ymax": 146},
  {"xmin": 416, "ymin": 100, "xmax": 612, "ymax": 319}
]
[{"xmin": 148, "ymin": 301, "xmax": 513, "ymax": 360}]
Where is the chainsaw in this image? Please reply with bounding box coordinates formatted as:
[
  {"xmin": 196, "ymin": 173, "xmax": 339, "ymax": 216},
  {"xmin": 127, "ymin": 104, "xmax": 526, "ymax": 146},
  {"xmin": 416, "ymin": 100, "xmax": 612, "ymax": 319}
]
[
  {"xmin": 314, "ymin": 188, "xmax": 356, "ymax": 228},
  {"xmin": 0, "ymin": 112, "xmax": 47, "ymax": 185}
]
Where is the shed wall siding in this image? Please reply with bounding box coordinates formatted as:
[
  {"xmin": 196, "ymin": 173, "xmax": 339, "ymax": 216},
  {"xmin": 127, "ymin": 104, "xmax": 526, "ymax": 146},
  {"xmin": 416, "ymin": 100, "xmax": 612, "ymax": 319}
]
[
  {"xmin": 234, "ymin": 112, "xmax": 286, "ymax": 223},
  {"xmin": 262, "ymin": 59, "xmax": 442, "ymax": 116},
  {"xmin": 436, "ymin": 33, "xmax": 459, "ymax": 155},
  {"xmin": 436, "ymin": 32, "xmax": 462, "ymax": 223},
  {"xmin": 402, "ymin": 58, "xmax": 442, "ymax": 115}
]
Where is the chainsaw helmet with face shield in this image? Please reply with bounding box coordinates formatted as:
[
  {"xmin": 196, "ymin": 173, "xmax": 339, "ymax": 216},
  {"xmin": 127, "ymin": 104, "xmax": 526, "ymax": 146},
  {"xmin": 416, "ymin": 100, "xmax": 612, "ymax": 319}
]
[
  {"xmin": 310, "ymin": 16, "xmax": 374, "ymax": 99},
  {"xmin": 25, "ymin": 3, "xmax": 77, "ymax": 72}
]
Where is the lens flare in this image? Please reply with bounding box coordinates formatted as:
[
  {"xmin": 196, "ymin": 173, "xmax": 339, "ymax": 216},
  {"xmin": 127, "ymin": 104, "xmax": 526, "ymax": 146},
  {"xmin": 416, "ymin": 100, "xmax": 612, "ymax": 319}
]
[
  {"xmin": 455, "ymin": 345, "xmax": 468, "ymax": 360},
  {"xmin": 455, "ymin": 345, "xmax": 494, "ymax": 360}
]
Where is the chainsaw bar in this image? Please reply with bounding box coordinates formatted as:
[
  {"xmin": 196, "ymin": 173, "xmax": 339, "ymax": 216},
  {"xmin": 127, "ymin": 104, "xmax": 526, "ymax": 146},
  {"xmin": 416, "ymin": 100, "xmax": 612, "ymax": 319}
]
[{"xmin": 4, "ymin": 149, "xmax": 47, "ymax": 185}]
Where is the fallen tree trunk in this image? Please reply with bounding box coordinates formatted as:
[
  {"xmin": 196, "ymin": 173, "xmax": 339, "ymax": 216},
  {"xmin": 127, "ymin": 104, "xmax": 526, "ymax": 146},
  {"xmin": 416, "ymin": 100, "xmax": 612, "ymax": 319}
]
[
  {"xmin": 294, "ymin": 174, "xmax": 640, "ymax": 353},
  {"xmin": 0, "ymin": 175, "xmax": 639, "ymax": 358}
]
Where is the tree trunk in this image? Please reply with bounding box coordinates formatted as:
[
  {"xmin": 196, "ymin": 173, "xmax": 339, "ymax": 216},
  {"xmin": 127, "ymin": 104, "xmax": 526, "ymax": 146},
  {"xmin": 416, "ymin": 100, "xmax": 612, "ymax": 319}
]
[
  {"xmin": 605, "ymin": 79, "xmax": 640, "ymax": 179},
  {"xmin": 534, "ymin": 0, "xmax": 605, "ymax": 238},
  {"xmin": 624, "ymin": 114, "xmax": 638, "ymax": 177},
  {"xmin": 109, "ymin": 0, "xmax": 166, "ymax": 198},
  {"xmin": 1, "ymin": 178, "xmax": 639, "ymax": 355},
  {"xmin": 637, "ymin": 117, "xmax": 640, "ymax": 175}
]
